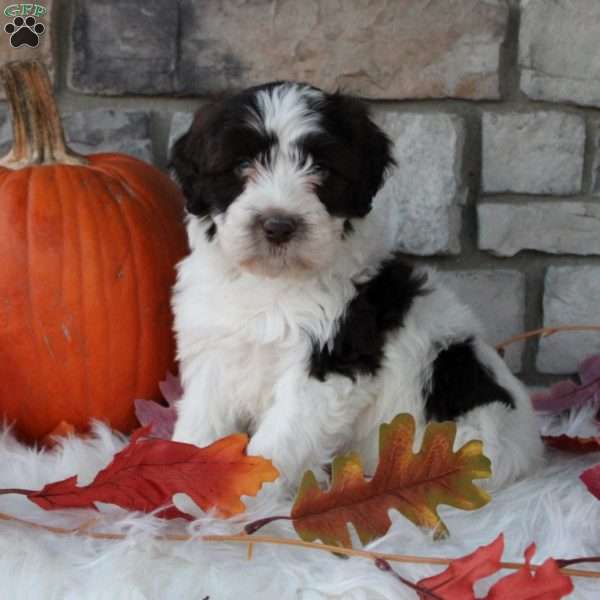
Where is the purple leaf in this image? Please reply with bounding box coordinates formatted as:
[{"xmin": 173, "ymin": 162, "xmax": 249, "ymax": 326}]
[
  {"xmin": 134, "ymin": 372, "xmax": 182, "ymax": 439},
  {"xmin": 158, "ymin": 371, "xmax": 184, "ymax": 406},
  {"xmin": 580, "ymin": 355, "xmax": 600, "ymax": 388},
  {"xmin": 532, "ymin": 355, "xmax": 600, "ymax": 415}
]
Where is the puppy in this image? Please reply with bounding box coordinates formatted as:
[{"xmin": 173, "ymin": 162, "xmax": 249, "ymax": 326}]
[{"xmin": 170, "ymin": 82, "xmax": 543, "ymax": 491}]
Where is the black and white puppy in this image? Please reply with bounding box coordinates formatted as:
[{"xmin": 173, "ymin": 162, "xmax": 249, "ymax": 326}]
[{"xmin": 170, "ymin": 82, "xmax": 543, "ymax": 490}]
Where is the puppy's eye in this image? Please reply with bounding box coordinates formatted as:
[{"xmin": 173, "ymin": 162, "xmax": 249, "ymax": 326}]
[
  {"xmin": 312, "ymin": 164, "xmax": 330, "ymax": 179},
  {"xmin": 235, "ymin": 159, "xmax": 252, "ymax": 175}
]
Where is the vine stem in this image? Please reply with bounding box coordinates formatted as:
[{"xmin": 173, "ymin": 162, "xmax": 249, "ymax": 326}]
[
  {"xmin": 496, "ymin": 325, "xmax": 600, "ymax": 352},
  {"xmin": 0, "ymin": 511, "xmax": 598, "ymax": 580},
  {"xmin": 375, "ymin": 558, "xmax": 443, "ymax": 599}
]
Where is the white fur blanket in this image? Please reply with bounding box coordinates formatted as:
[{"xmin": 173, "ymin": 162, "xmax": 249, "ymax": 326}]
[{"xmin": 0, "ymin": 418, "xmax": 599, "ymax": 600}]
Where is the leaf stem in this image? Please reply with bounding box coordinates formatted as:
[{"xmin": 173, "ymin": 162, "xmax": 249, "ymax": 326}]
[
  {"xmin": 244, "ymin": 515, "xmax": 292, "ymax": 534},
  {"xmin": 375, "ymin": 558, "xmax": 443, "ymax": 600},
  {"xmin": 0, "ymin": 488, "xmax": 35, "ymax": 496},
  {"xmin": 0, "ymin": 511, "xmax": 598, "ymax": 580},
  {"xmin": 557, "ymin": 557, "xmax": 600, "ymax": 569}
]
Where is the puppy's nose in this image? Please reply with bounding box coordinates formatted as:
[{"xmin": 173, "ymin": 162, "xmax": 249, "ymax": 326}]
[{"xmin": 262, "ymin": 215, "xmax": 298, "ymax": 244}]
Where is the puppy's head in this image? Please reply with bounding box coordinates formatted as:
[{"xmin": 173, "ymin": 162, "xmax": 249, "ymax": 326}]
[{"xmin": 171, "ymin": 82, "xmax": 394, "ymax": 278}]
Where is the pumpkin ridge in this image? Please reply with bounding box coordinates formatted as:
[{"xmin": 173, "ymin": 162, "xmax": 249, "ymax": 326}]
[
  {"xmin": 96, "ymin": 169, "xmax": 144, "ymax": 404},
  {"xmin": 80, "ymin": 167, "xmax": 114, "ymax": 423},
  {"xmin": 95, "ymin": 159, "xmax": 183, "ymax": 247},
  {"xmin": 95, "ymin": 159, "xmax": 186, "ymax": 387},
  {"xmin": 68, "ymin": 166, "xmax": 93, "ymax": 427},
  {"xmin": 120, "ymin": 177, "xmax": 173, "ymax": 390},
  {"xmin": 58, "ymin": 166, "xmax": 88, "ymax": 427},
  {"xmin": 54, "ymin": 166, "xmax": 74, "ymax": 418},
  {"xmin": 24, "ymin": 168, "xmax": 41, "ymax": 431},
  {"xmin": 123, "ymin": 167, "xmax": 167, "ymax": 403}
]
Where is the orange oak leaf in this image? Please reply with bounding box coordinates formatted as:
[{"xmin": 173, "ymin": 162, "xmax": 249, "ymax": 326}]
[
  {"xmin": 290, "ymin": 413, "xmax": 491, "ymax": 547},
  {"xmin": 418, "ymin": 535, "xmax": 573, "ymax": 599},
  {"xmin": 28, "ymin": 426, "xmax": 279, "ymax": 519}
]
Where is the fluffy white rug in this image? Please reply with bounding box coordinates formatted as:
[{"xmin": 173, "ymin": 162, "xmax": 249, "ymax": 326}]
[{"xmin": 0, "ymin": 416, "xmax": 599, "ymax": 600}]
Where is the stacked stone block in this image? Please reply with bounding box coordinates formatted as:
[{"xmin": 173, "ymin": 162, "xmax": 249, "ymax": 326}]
[{"xmin": 1, "ymin": 0, "xmax": 599, "ymax": 382}]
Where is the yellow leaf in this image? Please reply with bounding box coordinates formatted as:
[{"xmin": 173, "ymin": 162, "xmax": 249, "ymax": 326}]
[{"xmin": 291, "ymin": 414, "xmax": 491, "ymax": 547}]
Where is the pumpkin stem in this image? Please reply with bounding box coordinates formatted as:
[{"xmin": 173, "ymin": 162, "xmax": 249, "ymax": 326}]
[{"xmin": 0, "ymin": 60, "xmax": 87, "ymax": 169}]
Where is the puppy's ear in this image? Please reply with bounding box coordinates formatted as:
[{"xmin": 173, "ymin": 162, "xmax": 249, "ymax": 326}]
[
  {"xmin": 322, "ymin": 93, "xmax": 395, "ymax": 217},
  {"xmin": 169, "ymin": 106, "xmax": 218, "ymax": 217}
]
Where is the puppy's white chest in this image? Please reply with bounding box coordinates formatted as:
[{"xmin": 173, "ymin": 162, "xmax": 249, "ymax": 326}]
[
  {"xmin": 218, "ymin": 335, "xmax": 292, "ymax": 425},
  {"xmin": 176, "ymin": 285, "xmax": 314, "ymax": 430}
]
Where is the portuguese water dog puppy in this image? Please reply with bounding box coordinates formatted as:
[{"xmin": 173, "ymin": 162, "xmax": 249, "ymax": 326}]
[{"xmin": 170, "ymin": 82, "xmax": 543, "ymax": 492}]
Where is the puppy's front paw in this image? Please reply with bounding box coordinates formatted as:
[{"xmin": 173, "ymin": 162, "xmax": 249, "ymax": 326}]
[
  {"xmin": 246, "ymin": 432, "xmax": 274, "ymax": 462},
  {"xmin": 171, "ymin": 423, "xmax": 216, "ymax": 448},
  {"xmin": 248, "ymin": 432, "xmax": 311, "ymax": 494}
]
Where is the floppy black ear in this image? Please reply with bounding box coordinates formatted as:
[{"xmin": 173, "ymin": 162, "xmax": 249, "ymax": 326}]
[
  {"xmin": 169, "ymin": 107, "xmax": 218, "ymax": 217},
  {"xmin": 321, "ymin": 93, "xmax": 395, "ymax": 217}
]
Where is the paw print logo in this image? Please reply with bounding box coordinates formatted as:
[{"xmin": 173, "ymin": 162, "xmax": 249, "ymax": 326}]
[{"xmin": 5, "ymin": 16, "xmax": 45, "ymax": 48}]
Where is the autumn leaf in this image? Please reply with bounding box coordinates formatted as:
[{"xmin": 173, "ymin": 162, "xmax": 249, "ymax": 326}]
[
  {"xmin": 581, "ymin": 463, "xmax": 600, "ymax": 501},
  {"xmin": 417, "ymin": 534, "xmax": 573, "ymax": 599},
  {"xmin": 543, "ymin": 435, "xmax": 600, "ymax": 454},
  {"xmin": 532, "ymin": 355, "xmax": 600, "ymax": 414},
  {"xmin": 485, "ymin": 545, "xmax": 574, "ymax": 600},
  {"xmin": 290, "ymin": 414, "xmax": 491, "ymax": 547},
  {"xmin": 134, "ymin": 372, "xmax": 182, "ymax": 439},
  {"xmin": 28, "ymin": 426, "xmax": 279, "ymax": 519},
  {"xmin": 417, "ymin": 534, "xmax": 503, "ymax": 598}
]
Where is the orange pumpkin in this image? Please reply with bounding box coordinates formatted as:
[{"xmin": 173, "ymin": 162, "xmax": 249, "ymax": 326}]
[{"xmin": 0, "ymin": 60, "xmax": 188, "ymax": 442}]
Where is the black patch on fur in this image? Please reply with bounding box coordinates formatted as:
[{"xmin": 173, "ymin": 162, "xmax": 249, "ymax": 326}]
[
  {"xmin": 342, "ymin": 219, "xmax": 354, "ymax": 238},
  {"xmin": 205, "ymin": 220, "xmax": 217, "ymax": 241},
  {"xmin": 169, "ymin": 85, "xmax": 280, "ymax": 217},
  {"xmin": 424, "ymin": 339, "xmax": 515, "ymax": 422},
  {"xmin": 310, "ymin": 255, "xmax": 428, "ymax": 381},
  {"xmin": 300, "ymin": 94, "xmax": 395, "ymax": 219}
]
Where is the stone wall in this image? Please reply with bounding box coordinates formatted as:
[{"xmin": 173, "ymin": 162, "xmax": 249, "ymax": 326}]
[{"xmin": 3, "ymin": 0, "xmax": 600, "ymax": 382}]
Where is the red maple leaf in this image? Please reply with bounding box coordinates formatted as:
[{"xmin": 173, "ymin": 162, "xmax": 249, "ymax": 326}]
[
  {"xmin": 543, "ymin": 435, "xmax": 600, "ymax": 453},
  {"xmin": 418, "ymin": 534, "xmax": 573, "ymax": 599},
  {"xmin": 485, "ymin": 544, "xmax": 574, "ymax": 599},
  {"xmin": 27, "ymin": 426, "xmax": 279, "ymax": 519},
  {"xmin": 581, "ymin": 463, "xmax": 600, "ymax": 501},
  {"xmin": 417, "ymin": 534, "xmax": 503, "ymax": 598}
]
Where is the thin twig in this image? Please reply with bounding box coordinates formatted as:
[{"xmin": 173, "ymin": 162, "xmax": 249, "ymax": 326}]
[
  {"xmin": 496, "ymin": 325, "xmax": 600, "ymax": 351},
  {"xmin": 0, "ymin": 511, "xmax": 598, "ymax": 580},
  {"xmin": 557, "ymin": 557, "xmax": 600, "ymax": 569},
  {"xmin": 244, "ymin": 515, "xmax": 291, "ymax": 534},
  {"xmin": 375, "ymin": 558, "xmax": 443, "ymax": 600}
]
